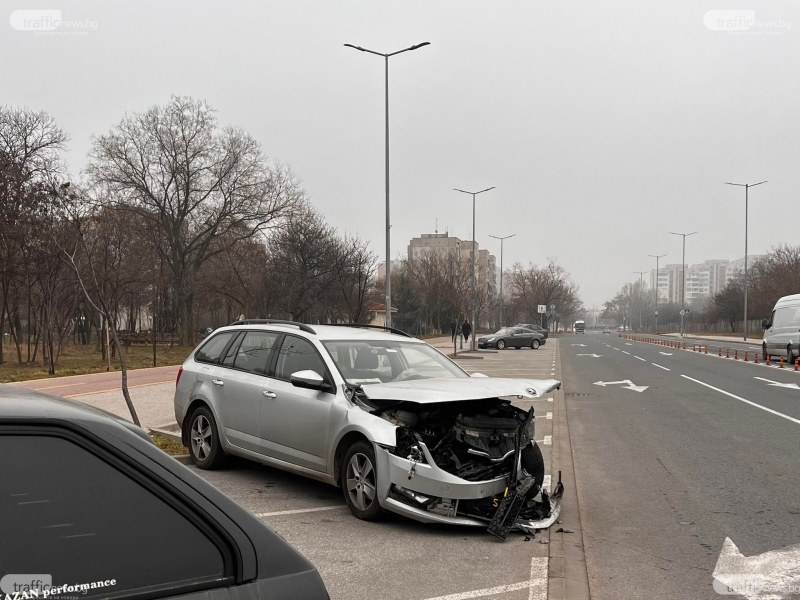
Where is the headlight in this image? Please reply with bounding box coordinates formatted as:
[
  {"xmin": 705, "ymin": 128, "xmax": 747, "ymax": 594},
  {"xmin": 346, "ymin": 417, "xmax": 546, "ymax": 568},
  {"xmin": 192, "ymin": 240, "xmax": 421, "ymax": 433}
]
[{"xmin": 487, "ymin": 337, "xmax": 495, "ymax": 342}]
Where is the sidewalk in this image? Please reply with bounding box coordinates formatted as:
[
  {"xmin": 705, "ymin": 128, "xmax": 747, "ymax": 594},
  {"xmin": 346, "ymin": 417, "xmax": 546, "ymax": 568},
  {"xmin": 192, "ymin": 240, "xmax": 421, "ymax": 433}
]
[{"xmin": 425, "ymin": 335, "xmax": 492, "ymax": 358}]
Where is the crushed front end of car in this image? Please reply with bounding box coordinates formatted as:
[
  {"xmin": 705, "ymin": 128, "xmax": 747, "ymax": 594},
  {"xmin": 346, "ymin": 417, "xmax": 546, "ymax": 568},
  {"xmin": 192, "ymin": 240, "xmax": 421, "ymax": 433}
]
[{"xmin": 351, "ymin": 378, "xmax": 564, "ymax": 540}]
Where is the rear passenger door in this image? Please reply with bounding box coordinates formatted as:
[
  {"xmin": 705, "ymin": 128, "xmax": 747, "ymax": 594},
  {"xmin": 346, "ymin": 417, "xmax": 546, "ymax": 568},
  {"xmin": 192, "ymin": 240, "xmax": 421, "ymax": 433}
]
[
  {"xmin": 216, "ymin": 330, "xmax": 280, "ymax": 454},
  {"xmin": 259, "ymin": 335, "xmax": 334, "ymax": 472}
]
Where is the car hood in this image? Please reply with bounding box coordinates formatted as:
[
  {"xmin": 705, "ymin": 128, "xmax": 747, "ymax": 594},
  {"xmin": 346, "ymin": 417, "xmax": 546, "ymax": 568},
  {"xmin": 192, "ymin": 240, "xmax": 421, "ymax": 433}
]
[{"xmin": 359, "ymin": 377, "xmax": 561, "ymax": 403}]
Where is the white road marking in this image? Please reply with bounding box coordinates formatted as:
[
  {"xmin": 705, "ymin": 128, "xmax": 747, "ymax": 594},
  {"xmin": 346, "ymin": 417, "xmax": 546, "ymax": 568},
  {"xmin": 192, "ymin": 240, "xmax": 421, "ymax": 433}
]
[
  {"xmin": 622, "ymin": 351, "xmax": 630, "ymax": 355},
  {"xmin": 634, "ymin": 356, "xmax": 646, "ymax": 361},
  {"xmin": 540, "ymin": 435, "xmax": 552, "ymax": 445},
  {"xmin": 547, "ymin": 397, "xmax": 553, "ymax": 402},
  {"xmin": 421, "ymin": 558, "xmax": 547, "ymax": 600},
  {"xmin": 659, "ymin": 352, "xmax": 673, "ymax": 356},
  {"xmin": 576, "ymin": 353, "xmax": 602, "ymax": 358},
  {"xmin": 594, "ymin": 379, "xmax": 648, "ymax": 392},
  {"xmin": 545, "ymin": 411, "xmax": 552, "ymax": 419},
  {"xmin": 713, "ymin": 537, "xmax": 800, "ymax": 600},
  {"xmin": 753, "ymin": 376, "xmax": 800, "ymax": 390},
  {"xmin": 681, "ymin": 375, "xmax": 800, "ymax": 425},
  {"xmin": 255, "ymin": 505, "xmax": 346, "ymax": 518},
  {"xmin": 543, "ymin": 474, "xmax": 551, "ymax": 491},
  {"xmin": 652, "ymin": 363, "xmax": 671, "ymax": 371}
]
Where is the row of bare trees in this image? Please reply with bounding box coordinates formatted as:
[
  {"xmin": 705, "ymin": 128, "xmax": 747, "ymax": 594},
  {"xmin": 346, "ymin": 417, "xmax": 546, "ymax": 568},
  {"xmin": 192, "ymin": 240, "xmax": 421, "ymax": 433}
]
[
  {"xmin": 1, "ymin": 98, "xmax": 377, "ymax": 373},
  {"xmin": 392, "ymin": 251, "xmax": 582, "ymax": 335}
]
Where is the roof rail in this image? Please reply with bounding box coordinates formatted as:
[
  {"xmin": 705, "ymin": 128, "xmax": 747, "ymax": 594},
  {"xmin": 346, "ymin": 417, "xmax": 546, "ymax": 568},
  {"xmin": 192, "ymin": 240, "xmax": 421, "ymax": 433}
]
[
  {"xmin": 330, "ymin": 323, "xmax": 412, "ymax": 338},
  {"xmin": 228, "ymin": 319, "xmax": 317, "ymax": 335}
]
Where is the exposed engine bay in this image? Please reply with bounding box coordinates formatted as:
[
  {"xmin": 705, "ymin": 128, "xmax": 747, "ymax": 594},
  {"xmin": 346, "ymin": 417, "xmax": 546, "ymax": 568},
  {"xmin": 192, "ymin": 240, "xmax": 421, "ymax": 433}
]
[{"xmin": 362, "ymin": 395, "xmax": 564, "ymax": 539}]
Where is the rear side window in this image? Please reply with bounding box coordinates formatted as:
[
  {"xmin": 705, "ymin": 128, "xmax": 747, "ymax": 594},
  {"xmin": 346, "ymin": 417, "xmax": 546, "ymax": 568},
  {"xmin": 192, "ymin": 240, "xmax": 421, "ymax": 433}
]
[
  {"xmin": 195, "ymin": 332, "xmax": 236, "ymax": 364},
  {"xmin": 233, "ymin": 331, "xmax": 280, "ymax": 375},
  {"xmin": 0, "ymin": 434, "xmax": 228, "ymax": 598}
]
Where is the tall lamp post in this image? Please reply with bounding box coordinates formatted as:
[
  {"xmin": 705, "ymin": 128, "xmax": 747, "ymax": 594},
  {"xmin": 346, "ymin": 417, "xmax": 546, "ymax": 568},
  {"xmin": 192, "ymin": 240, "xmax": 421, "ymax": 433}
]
[
  {"xmin": 489, "ymin": 234, "xmax": 515, "ymax": 327},
  {"xmin": 669, "ymin": 231, "xmax": 697, "ymax": 337},
  {"xmin": 648, "ymin": 254, "xmax": 666, "ymax": 333},
  {"xmin": 345, "ymin": 41, "xmax": 430, "ymax": 327},
  {"xmin": 633, "ymin": 271, "xmax": 646, "ymax": 331},
  {"xmin": 454, "ymin": 187, "xmax": 495, "ymax": 350},
  {"xmin": 724, "ymin": 180, "xmax": 767, "ymax": 341}
]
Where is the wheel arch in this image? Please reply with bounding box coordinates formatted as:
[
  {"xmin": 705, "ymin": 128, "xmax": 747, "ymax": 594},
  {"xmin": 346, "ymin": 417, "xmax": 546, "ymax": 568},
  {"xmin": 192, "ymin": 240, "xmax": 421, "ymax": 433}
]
[
  {"xmin": 182, "ymin": 399, "xmax": 218, "ymax": 447},
  {"xmin": 333, "ymin": 430, "xmax": 374, "ymax": 487}
]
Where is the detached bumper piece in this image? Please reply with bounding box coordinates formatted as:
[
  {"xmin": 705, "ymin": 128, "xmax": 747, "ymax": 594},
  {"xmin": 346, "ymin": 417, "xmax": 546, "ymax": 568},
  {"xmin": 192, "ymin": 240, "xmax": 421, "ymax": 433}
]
[{"xmin": 487, "ymin": 473, "xmax": 564, "ymax": 541}]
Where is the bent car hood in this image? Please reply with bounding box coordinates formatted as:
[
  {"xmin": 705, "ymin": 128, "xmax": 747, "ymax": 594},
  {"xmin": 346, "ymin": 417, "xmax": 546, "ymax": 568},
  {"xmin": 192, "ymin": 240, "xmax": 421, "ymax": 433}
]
[{"xmin": 359, "ymin": 377, "xmax": 561, "ymax": 403}]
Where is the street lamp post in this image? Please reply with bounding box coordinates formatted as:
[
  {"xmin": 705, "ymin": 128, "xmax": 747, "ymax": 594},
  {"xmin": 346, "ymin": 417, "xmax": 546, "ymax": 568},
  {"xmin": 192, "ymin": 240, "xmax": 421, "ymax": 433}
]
[
  {"xmin": 454, "ymin": 187, "xmax": 495, "ymax": 350},
  {"xmin": 633, "ymin": 271, "xmax": 646, "ymax": 331},
  {"xmin": 724, "ymin": 180, "xmax": 767, "ymax": 341},
  {"xmin": 345, "ymin": 41, "xmax": 430, "ymax": 328},
  {"xmin": 648, "ymin": 254, "xmax": 666, "ymax": 333},
  {"xmin": 669, "ymin": 231, "xmax": 697, "ymax": 337},
  {"xmin": 489, "ymin": 234, "xmax": 515, "ymax": 327}
]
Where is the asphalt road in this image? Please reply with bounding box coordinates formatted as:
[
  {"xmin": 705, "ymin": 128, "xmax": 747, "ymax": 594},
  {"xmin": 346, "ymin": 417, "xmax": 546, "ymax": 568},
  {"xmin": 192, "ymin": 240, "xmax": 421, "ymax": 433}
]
[{"xmin": 561, "ymin": 333, "xmax": 800, "ymax": 600}]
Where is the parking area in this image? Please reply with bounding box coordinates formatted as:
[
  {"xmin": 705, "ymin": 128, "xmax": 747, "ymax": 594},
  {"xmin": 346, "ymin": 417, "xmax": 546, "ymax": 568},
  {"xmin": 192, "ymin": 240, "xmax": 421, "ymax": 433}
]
[{"xmin": 185, "ymin": 339, "xmax": 564, "ymax": 600}]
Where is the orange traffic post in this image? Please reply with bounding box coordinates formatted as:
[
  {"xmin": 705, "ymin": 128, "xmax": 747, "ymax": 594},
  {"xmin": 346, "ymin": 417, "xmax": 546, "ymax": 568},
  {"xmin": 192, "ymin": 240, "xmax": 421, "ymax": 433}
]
[
  {"xmin": 734, "ymin": 350, "xmax": 738, "ymax": 360},
  {"xmin": 755, "ymin": 353, "xmax": 759, "ymax": 363},
  {"xmin": 795, "ymin": 359, "xmax": 799, "ymax": 371},
  {"xmin": 718, "ymin": 348, "xmax": 722, "ymax": 357},
  {"xmin": 780, "ymin": 356, "xmax": 785, "ymax": 368},
  {"xmin": 744, "ymin": 351, "xmax": 748, "ymax": 362},
  {"xmin": 766, "ymin": 354, "xmax": 771, "ymax": 366},
  {"xmin": 704, "ymin": 345, "xmax": 708, "ymax": 354},
  {"xmin": 726, "ymin": 349, "xmax": 730, "ymax": 358}
]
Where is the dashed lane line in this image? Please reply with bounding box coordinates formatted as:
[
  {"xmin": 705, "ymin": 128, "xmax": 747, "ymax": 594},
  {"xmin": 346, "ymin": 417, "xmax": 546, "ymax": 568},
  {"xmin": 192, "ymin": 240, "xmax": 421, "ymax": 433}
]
[
  {"xmin": 634, "ymin": 356, "xmax": 646, "ymax": 362},
  {"xmin": 652, "ymin": 363, "xmax": 671, "ymax": 371}
]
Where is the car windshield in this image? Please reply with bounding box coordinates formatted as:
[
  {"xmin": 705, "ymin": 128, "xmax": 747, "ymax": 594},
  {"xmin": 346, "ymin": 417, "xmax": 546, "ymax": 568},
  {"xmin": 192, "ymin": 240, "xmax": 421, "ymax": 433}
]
[
  {"xmin": 492, "ymin": 328, "xmax": 513, "ymax": 335},
  {"xmin": 322, "ymin": 340, "xmax": 470, "ymax": 385}
]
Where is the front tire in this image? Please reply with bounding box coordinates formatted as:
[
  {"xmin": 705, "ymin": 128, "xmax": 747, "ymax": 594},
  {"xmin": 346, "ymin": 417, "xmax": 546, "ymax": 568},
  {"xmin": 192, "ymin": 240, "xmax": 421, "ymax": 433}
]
[
  {"xmin": 496, "ymin": 340, "xmax": 506, "ymax": 350},
  {"xmin": 522, "ymin": 442, "xmax": 545, "ymax": 491},
  {"xmin": 188, "ymin": 406, "xmax": 226, "ymax": 469},
  {"xmin": 531, "ymin": 339, "xmax": 540, "ymax": 350},
  {"xmin": 342, "ymin": 441, "xmax": 381, "ymax": 520}
]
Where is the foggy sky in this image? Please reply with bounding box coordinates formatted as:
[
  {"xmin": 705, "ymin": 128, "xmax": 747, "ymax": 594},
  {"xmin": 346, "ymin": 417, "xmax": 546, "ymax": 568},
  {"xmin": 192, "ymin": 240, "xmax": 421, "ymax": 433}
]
[{"xmin": 4, "ymin": 1, "xmax": 798, "ymax": 308}]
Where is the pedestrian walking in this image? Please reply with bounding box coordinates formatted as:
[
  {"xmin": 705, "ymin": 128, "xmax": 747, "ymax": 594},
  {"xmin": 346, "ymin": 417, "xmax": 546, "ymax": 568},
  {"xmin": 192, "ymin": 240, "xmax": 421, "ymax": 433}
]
[
  {"xmin": 461, "ymin": 319, "xmax": 472, "ymax": 345},
  {"xmin": 450, "ymin": 320, "xmax": 456, "ymax": 342}
]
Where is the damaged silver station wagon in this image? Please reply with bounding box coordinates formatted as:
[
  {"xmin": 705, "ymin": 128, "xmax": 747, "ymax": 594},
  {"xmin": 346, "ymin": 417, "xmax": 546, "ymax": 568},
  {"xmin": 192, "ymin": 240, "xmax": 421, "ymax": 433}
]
[{"xmin": 174, "ymin": 320, "xmax": 563, "ymax": 539}]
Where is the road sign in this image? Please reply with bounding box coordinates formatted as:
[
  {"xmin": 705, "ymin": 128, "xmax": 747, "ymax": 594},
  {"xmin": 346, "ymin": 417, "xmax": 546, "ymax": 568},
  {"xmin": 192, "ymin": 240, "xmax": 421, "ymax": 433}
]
[
  {"xmin": 680, "ymin": 309, "xmax": 686, "ymax": 316},
  {"xmin": 538, "ymin": 305, "xmax": 546, "ymax": 314}
]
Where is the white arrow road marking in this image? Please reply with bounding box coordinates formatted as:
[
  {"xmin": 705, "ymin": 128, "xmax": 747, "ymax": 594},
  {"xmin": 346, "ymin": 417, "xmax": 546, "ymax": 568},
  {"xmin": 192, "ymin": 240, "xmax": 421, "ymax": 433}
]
[
  {"xmin": 593, "ymin": 380, "xmax": 649, "ymax": 392},
  {"xmin": 659, "ymin": 352, "xmax": 673, "ymax": 356},
  {"xmin": 576, "ymin": 353, "xmax": 602, "ymax": 357},
  {"xmin": 571, "ymin": 343, "xmax": 587, "ymax": 347},
  {"xmin": 713, "ymin": 537, "xmax": 800, "ymax": 600},
  {"xmin": 754, "ymin": 376, "xmax": 800, "ymax": 390},
  {"xmin": 545, "ymin": 411, "xmax": 552, "ymax": 420},
  {"xmin": 681, "ymin": 375, "xmax": 800, "ymax": 425}
]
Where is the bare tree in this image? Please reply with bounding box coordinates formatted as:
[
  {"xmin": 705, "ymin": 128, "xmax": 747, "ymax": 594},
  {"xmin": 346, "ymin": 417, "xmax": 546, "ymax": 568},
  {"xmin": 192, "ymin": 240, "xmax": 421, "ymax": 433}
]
[
  {"xmin": 86, "ymin": 96, "xmax": 302, "ymax": 345},
  {"xmin": 0, "ymin": 106, "xmax": 67, "ymax": 364}
]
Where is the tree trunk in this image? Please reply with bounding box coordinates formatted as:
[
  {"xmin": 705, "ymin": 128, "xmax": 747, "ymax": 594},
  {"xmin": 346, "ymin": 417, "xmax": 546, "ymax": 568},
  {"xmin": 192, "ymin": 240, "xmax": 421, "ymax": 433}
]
[{"xmin": 108, "ymin": 322, "xmax": 140, "ymax": 426}]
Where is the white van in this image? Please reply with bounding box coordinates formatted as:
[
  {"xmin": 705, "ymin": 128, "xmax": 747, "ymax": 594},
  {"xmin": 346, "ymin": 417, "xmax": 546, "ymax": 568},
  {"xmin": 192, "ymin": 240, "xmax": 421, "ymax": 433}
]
[{"xmin": 761, "ymin": 294, "xmax": 800, "ymax": 362}]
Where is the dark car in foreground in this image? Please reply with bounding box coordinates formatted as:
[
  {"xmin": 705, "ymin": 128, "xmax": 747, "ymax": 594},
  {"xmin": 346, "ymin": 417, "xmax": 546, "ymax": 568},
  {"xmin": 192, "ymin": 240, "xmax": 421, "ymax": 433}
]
[
  {"xmin": 477, "ymin": 327, "xmax": 546, "ymax": 350},
  {"xmin": 0, "ymin": 384, "xmax": 328, "ymax": 600}
]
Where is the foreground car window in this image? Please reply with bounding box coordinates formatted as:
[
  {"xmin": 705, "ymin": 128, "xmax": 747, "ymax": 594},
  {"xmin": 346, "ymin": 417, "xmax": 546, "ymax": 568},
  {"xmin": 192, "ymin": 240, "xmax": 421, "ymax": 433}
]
[
  {"xmin": 0, "ymin": 434, "xmax": 229, "ymax": 598},
  {"xmin": 323, "ymin": 340, "xmax": 468, "ymax": 384}
]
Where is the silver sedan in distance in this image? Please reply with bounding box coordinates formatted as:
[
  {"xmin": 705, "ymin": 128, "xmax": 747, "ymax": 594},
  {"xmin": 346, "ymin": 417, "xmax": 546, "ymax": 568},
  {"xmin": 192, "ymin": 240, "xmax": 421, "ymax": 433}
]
[{"xmin": 174, "ymin": 320, "xmax": 561, "ymax": 536}]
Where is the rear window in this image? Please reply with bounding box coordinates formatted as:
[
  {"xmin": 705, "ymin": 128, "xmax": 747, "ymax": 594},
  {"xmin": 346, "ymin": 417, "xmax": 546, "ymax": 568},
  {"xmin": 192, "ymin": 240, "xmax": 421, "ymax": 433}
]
[
  {"xmin": 0, "ymin": 434, "xmax": 229, "ymax": 598},
  {"xmin": 195, "ymin": 332, "xmax": 237, "ymax": 364}
]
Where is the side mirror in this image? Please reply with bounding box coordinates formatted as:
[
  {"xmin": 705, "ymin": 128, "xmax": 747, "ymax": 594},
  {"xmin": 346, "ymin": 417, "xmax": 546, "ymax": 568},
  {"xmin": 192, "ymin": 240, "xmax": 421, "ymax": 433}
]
[
  {"xmin": 290, "ymin": 370, "xmax": 331, "ymax": 392},
  {"xmin": 761, "ymin": 319, "xmax": 770, "ymax": 330}
]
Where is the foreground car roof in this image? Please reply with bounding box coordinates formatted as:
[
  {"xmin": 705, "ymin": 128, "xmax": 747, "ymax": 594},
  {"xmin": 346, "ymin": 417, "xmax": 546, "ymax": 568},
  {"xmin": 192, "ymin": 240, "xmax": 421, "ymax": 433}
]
[{"xmin": 359, "ymin": 377, "xmax": 561, "ymax": 402}]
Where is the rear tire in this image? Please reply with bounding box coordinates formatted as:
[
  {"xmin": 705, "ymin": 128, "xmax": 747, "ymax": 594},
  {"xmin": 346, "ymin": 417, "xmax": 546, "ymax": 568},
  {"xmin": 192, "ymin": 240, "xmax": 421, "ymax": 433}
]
[
  {"xmin": 531, "ymin": 339, "xmax": 540, "ymax": 350},
  {"xmin": 788, "ymin": 345, "xmax": 796, "ymax": 366},
  {"xmin": 496, "ymin": 340, "xmax": 506, "ymax": 350},
  {"xmin": 188, "ymin": 407, "xmax": 226, "ymax": 469}
]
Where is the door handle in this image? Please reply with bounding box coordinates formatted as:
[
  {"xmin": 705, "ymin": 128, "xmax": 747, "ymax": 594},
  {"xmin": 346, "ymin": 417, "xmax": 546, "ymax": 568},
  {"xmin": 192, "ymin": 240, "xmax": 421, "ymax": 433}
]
[
  {"xmin": 262, "ymin": 390, "xmax": 277, "ymax": 398},
  {"xmin": 212, "ymin": 379, "xmax": 224, "ymax": 386}
]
